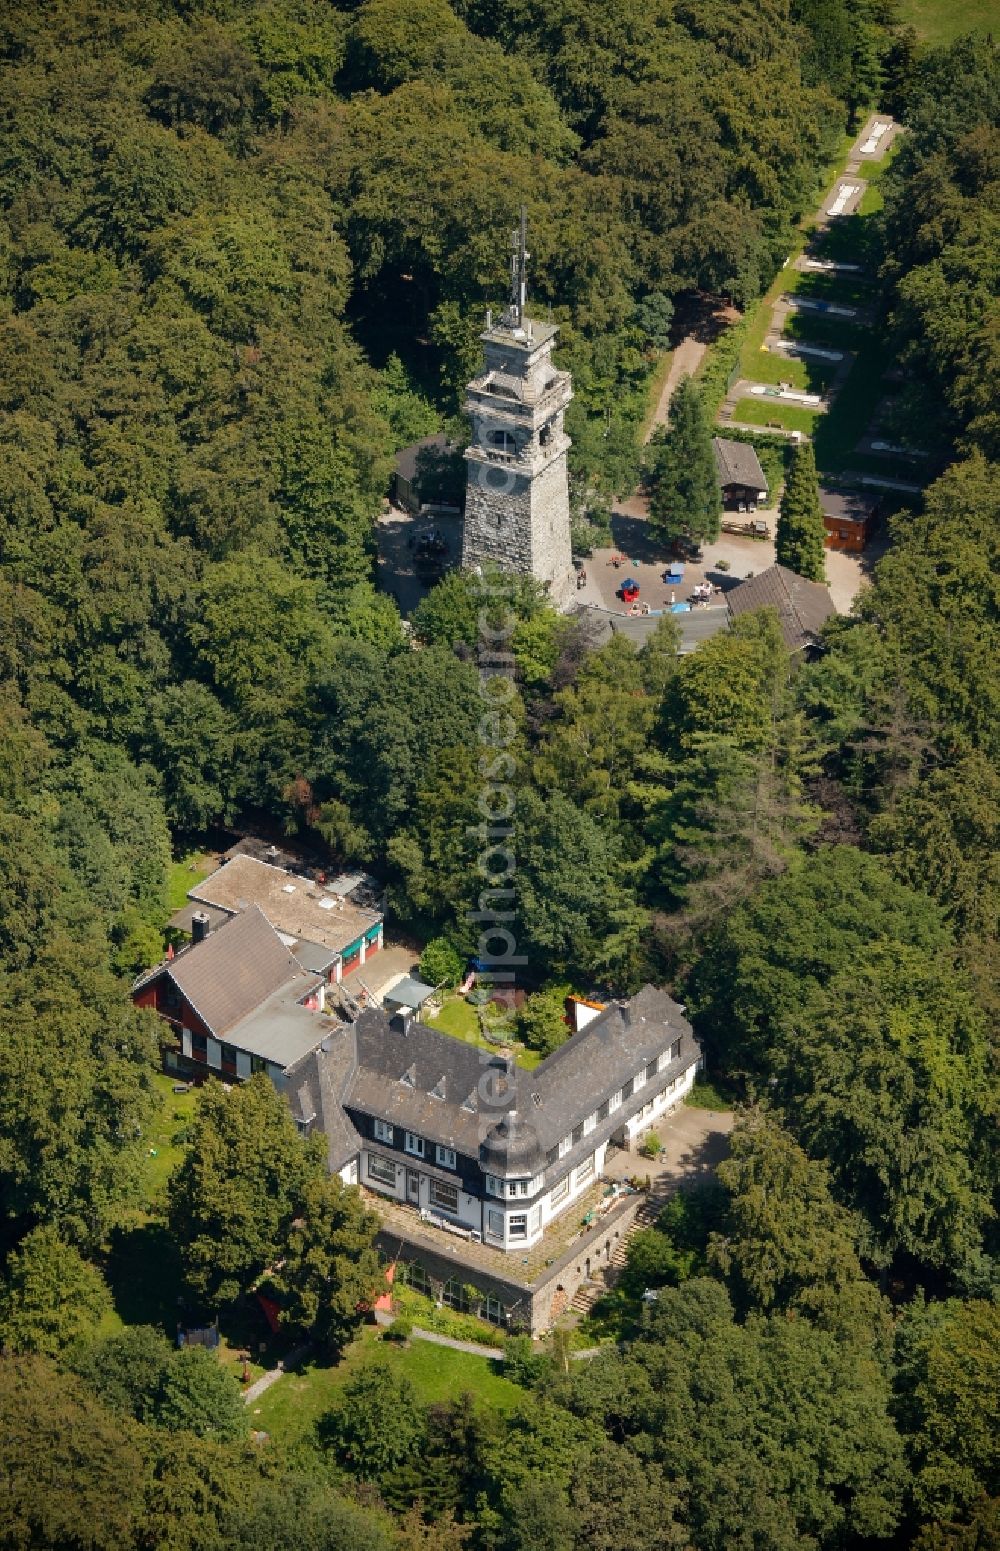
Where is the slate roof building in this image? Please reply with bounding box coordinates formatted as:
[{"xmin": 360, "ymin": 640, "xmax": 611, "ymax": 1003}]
[
  {"xmin": 286, "ymin": 985, "xmax": 701, "ymax": 1250},
  {"xmin": 133, "ymin": 907, "xmax": 335, "ymax": 1083},
  {"xmin": 726, "ymin": 563, "xmax": 836, "ymax": 653},
  {"xmin": 135, "ymin": 892, "xmax": 704, "ymax": 1332},
  {"xmin": 712, "ymin": 437, "xmax": 769, "ymax": 508}
]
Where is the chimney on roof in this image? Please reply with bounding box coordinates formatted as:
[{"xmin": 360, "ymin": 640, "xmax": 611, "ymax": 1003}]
[{"xmin": 191, "ymin": 911, "xmax": 211, "ymax": 945}]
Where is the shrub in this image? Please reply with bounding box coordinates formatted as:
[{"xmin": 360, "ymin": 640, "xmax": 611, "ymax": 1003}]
[
  {"xmin": 384, "ymin": 1316, "xmax": 412, "ymax": 1344},
  {"xmin": 419, "ymin": 937, "xmax": 464, "ymax": 989},
  {"xmin": 640, "ymin": 1132, "xmax": 662, "ymax": 1159}
]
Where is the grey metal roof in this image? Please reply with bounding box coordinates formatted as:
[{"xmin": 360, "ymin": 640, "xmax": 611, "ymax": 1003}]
[
  {"xmin": 727, "ymin": 564, "xmax": 836, "ymax": 651},
  {"xmin": 713, "ymin": 436, "xmax": 768, "ymax": 492},
  {"xmin": 165, "ymin": 907, "xmax": 307, "ymax": 1038},
  {"xmin": 383, "ymin": 976, "xmax": 435, "ymax": 1010},
  {"xmin": 291, "ymin": 939, "xmax": 340, "ymax": 976},
  {"xmin": 222, "ymin": 986, "xmax": 331, "ymax": 1069},
  {"xmin": 675, "ymin": 606, "xmax": 730, "ymax": 653}
]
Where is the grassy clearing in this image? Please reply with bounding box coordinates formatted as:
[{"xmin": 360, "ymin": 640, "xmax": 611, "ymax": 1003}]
[
  {"xmin": 140, "ymin": 1074, "xmax": 198, "ymax": 1209},
  {"xmin": 425, "ymin": 995, "xmax": 543, "ymax": 1071},
  {"xmin": 897, "ymin": 0, "xmax": 995, "ymax": 44},
  {"xmin": 749, "ymin": 346, "xmax": 840, "ymax": 394},
  {"xmin": 166, "ymin": 850, "xmax": 216, "ymax": 916},
  {"xmin": 812, "ymin": 341, "xmax": 891, "ymax": 475},
  {"xmin": 732, "ymin": 398, "xmax": 822, "ymax": 436},
  {"xmin": 252, "ymin": 1325, "xmax": 522, "ymax": 1442},
  {"xmin": 784, "ymin": 267, "xmax": 875, "ymax": 308}
]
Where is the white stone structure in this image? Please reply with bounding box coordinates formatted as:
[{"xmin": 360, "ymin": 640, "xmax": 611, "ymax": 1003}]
[{"xmin": 462, "ymin": 211, "xmax": 575, "ymax": 609}]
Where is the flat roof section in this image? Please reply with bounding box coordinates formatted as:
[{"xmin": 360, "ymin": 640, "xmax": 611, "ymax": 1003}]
[{"xmin": 190, "ymin": 854, "xmax": 381, "ymax": 958}]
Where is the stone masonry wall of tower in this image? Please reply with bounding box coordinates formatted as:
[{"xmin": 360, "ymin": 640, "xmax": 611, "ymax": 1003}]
[{"xmin": 462, "ymin": 317, "xmax": 575, "ymax": 610}]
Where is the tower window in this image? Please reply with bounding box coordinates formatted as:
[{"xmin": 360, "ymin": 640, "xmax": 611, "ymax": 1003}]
[
  {"xmin": 539, "ymin": 422, "xmax": 553, "ymax": 447},
  {"xmin": 489, "ymin": 429, "xmax": 516, "ymax": 454}
]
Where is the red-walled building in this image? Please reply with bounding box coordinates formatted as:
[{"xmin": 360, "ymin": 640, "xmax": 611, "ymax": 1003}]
[{"xmin": 133, "ymin": 905, "xmax": 334, "ymax": 1087}]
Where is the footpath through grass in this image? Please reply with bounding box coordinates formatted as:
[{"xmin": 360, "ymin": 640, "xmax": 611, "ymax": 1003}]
[{"xmin": 252, "ymin": 1325, "xmax": 523, "ymax": 1443}]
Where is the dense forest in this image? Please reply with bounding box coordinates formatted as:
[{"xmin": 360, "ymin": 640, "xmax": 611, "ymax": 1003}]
[{"xmin": 0, "ymin": 2, "xmax": 997, "ymax": 1549}]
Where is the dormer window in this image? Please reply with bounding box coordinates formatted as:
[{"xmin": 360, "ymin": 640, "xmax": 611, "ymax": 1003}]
[
  {"xmin": 558, "ymin": 1135, "xmax": 572, "ymax": 1159},
  {"xmin": 669, "ymin": 1038, "xmax": 681, "ymax": 1062},
  {"xmin": 400, "ymin": 1064, "xmax": 416, "ymax": 1088},
  {"xmin": 404, "ymin": 1132, "xmax": 424, "ymax": 1157},
  {"xmin": 430, "ymin": 1075, "xmax": 447, "ymax": 1101},
  {"xmin": 373, "ymin": 1119, "xmax": 394, "ymax": 1144}
]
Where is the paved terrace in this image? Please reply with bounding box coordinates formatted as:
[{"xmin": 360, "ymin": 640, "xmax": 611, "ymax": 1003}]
[{"xmin": 363, "ymin": 1175, "xmax": 637, "ymax": 1288}]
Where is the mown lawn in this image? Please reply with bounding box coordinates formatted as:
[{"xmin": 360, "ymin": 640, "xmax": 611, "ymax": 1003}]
[
  {"xmin": 426, "ymin": 996, "xmax": 543, "ymax": 1071},
  {"xmin": 732, "ymin": 398, "xmax": 822, "ymax": 436},
  {"xmin": 166, "ymin": 850, "xmax": 216, "ymax": 916},
  {"xmin": 783, "ymin": 311, "xmax": 869, "ymax": 352},
  {"xmin": 749, "ymin": 345, "xmax": 841, "ymax": 394},
  {"xmin": 897, "ymin": 0, "xmax": 995, "ymax": 44},
  {"xmin": 252, "ymin": 1326, "xmax": 523, "ymax": 1443},
  {"xmin": 141, "ymin": 1073, "xmax": 198, "ymax": 1209}
]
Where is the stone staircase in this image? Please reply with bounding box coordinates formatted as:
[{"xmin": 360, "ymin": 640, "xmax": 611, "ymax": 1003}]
[{"xmin": 570, "ymin": 1193, "xmax": 664, "ymax": 1315}]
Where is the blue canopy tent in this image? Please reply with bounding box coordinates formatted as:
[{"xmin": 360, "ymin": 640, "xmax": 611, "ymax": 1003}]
[{"xmin": 664, "ymin": 563, "xmax": 685, "ymax": 581}]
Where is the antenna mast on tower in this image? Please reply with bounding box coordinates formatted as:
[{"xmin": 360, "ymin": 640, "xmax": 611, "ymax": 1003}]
[{"xmin": 508, "ymin": 205, "xmax": 528, "ymax": 329}]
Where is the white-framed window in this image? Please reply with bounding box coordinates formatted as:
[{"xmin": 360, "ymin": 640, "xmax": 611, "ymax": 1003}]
[
  {"xmin": 670, "ymin": 1037, "xmax": 681, "ymax": 1062},
  {"xmin": 429, "ymin": 1178, "xmax": 459, "ymax": 1214},
  {"xmin": 404, "ymin": 1132, "xmax": 425, "ymax": 1157},
  {"xmin": 509, "ymin": 1213, "xmax": 528, "ymax": 1240},
  {"xmin": 367, "ymin": 1154, "xmax": 397, "ymax": 1187},
  {"xmin": 487, "ymin": 1208, "xmax": 504, "ymax": 1237},
  {"xmin": 609, "ymin": 1089, "xmax": 623, "ymax": 1113},
  {"xmin": 485, "ymin": 1173, "xmax": 502, "ymax": 1197},
  {"xmin": 436, "ymin": 1145, "xmax": 457, "ymax": 1169},
  {"xmin": 558, "ymin": 1134, "xmax": 572, "ymax": 1159},
  {"xmin": 550, "ymin": 1175, "xmax": 570, "ymax": 1206},
  {"xmin": 583, "ymin": 1112, "xmax": 596, "ymax": 1135},
  {"xmin": 575, "ymin": 1154, "xmax": 596, "ymax": 1185},
  {"xmin": 373, "ymin": 1119, "xmax": 394, "ymax": 1144}
]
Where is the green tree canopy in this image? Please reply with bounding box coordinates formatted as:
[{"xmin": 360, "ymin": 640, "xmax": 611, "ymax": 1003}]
[
  {"xmin": 648, "ymin": 377, "xmax": 720, "ymax": 546},
  {"xmin": 168, "ymin": 1075, "xmax": 321, "ymax": 1306},
  {"xmin": 775, "ymin": 440, "xmax": 826, "ymax": 582},
  {"xmin": 0, "ymin": 1226, "xmax": 112, "ymax": 1358},
  {"xmin": 275, "ymin": 1171, "xmax": 382, "ymax": 1355}
]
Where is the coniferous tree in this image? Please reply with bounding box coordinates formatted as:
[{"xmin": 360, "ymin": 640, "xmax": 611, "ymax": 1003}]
[
  {"xmin": 648, "ymin": 376, "xmax": 720, "ymax": 546},
  {"xmin": 776, "ymin": 441, "xmax": 827, "ymax": 581}
]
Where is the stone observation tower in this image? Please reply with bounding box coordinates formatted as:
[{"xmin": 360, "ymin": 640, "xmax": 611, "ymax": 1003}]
[{"xmin": 462, "ymin": 208, "xmax": 575, "ymax": 609}]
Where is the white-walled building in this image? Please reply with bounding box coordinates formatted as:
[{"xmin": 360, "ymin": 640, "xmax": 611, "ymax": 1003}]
[{"xmin": 287, "ymin": 985, "xmax": 702, "ymax": 1257}]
